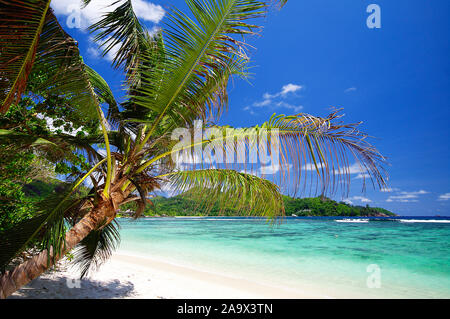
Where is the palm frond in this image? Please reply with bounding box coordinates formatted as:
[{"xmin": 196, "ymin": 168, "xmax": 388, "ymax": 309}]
[
  {"xmin": 89, "ymin": 0, "xmax": 152, "ymax": 76},
  {"xmin": 0, "ymin": 182, "xmax": 82, "ymax": 271},
  {"xmin": 0, "ymin": 129, "xmax": 55, "ymax": 149},
  {"xmin": 71, "ymin": 220, "xmax": 120, "ymax": 279},
  {"xmin": 149, "ymin": 110, "xmax": 387, "ymax": 197},
  {"xmin": 85, "ymin": 65, "xmax": 118, "ymax": 121},
  {"xmin": 28, "ymin": 10, "xmax": 111, "ymax": 121},
  {"xmin": 0, "ymin": 129, "xmax": 104, "ymax": 165},
  {"xmin": 161, "ymin": 168, "xmax": 284, "ymax": 219},
  {"xmin": 90, "ymin": 0, "xmax": 166, "ymax": 124},
  {"xmin": 133, "ymin": 0, "xmax": 287, "ymax": 140},
  {"xmin": 0, "ymin": 0, "xmax": 51, "ymax": 113},
  {"xmin": 258, "ymin": 110, "xmax": 388, "ymax": 196},
  {"xmin": 0, "ymin": 159, "xmax": 106, "ymax": 271}
]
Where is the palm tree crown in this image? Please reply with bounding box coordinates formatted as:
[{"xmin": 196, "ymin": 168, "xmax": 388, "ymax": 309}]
[{"xmin": 0, "ymin": 0, "xmax": 386, "ymax": 298}]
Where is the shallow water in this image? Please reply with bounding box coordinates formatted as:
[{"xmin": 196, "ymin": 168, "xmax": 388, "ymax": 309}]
[{"xmin": 117, "ymin": 217, "xmax": 450, "ymax": 298}]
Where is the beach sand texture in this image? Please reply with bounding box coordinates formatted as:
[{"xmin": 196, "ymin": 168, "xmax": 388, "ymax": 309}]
[{"xmin": 9, "ymin": 253, "xmax": 322, "ymax": 299}]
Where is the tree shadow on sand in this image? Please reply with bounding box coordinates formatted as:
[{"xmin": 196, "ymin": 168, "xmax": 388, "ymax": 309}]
[{"xmin": 8, "ymin": 275, "xmax": 136, "ymax": 299}]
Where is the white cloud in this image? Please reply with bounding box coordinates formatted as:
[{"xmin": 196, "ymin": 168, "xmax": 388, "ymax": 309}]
[
  {"xmin": 399, "ymin": 190, "xmax": 429, "ymax": 196},
  {"xmin": 344, "ymin": 87, "xmax": 357, "ymax": 93},
  {"xmin": 275, "ymin": 102, "xmax": 303, "ymax": 113},
  {"xmin": 389, "ymin": 194, "xmax": 417, "ymax": 200},
  {"xmin": 344, "ymin": 196, "xmax": 372, "ymax": 205},
  {"xmin": 334, "ymin": 162, "xmax": 367, "ymax": 175},
  {"xmin": 281, "ymin": 84, "xmax": 303, "ymax": 96},
  {"xmin": 302, "ymin": 162, "xmax": 369, "ymax": 177},
  {"xmin": 262, "ymin": 83, "xmax": 303, "ymax": 100},
  {"xmin": 259, "ymin": 163, "xmax": 292, "ymax": 175},
  {"xmin": 86, "ymin": 47, "xmax": 100, "ymax": 59},
  {"xmin": 242, "ymin": 106, "xmax": 255, "ymax": 115},
  {"xmin": 52, "ymin": 0, "xmax": 165, "ymax": 28},
  {"xmin": 92, "ymin": 39, "xmax": 120, "ymax": 62},
  {"xmin": 244, "ymin": 83, "xmax": 304, "ymax": 114},
  {"xmin": 253, "ymin": 99, "xmax": 272, "ymax": 107},
  {"xmin": 386, "ymin": 198, "xmax": 418, "ymax": 203},
  {"xmin": 52, "ymin": 0, "xmax": 164, "ymax": 61},
  {"xmin": 301, "ymin": 162, "xmax": 325, "ymax": 171},
  {"xmin": 386, "ymin": 190, "xmax": 429, "ymax": 203},
  {"xmin": 438, "ymin": 193, "xmax": 450, "ymax": 201},
  {"xmin": 380, "ymin": 187, "xmax": 400, "ymax": 193},
  {"xmin": 262, "ymin": 93, "xmax": 273, "ymax": 100}
]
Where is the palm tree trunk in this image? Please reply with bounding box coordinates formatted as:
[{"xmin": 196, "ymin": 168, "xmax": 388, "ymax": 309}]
[{"xmin": 0, "ymin": 190, "xmax": 127, "ymax": 299}]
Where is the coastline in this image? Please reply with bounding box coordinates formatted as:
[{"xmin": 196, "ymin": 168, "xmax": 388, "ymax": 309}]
[
  {"xmin": 10, "ymin": 252, "xmax": 328, "ymax": 299},
  {"xmin": 9, "ymin": 217, "xmax": 450, "ymax": 299}
]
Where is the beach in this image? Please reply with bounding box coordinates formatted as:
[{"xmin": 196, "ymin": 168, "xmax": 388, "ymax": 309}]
[
  {"xmin": 9, "ymin": 217, "xmax": 450, "ymax": 299},
  {"xmin": 10, "ymin": 253, "xmax": 319, "ymax": 299}
]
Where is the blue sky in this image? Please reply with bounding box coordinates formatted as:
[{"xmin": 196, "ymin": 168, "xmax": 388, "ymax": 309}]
[{"xmin": 52, "ymin": 0, "xmax": 450, "ymax": 216}]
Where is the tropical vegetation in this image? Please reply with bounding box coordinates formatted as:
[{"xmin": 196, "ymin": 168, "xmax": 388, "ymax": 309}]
[
  {"xmin": 0, "ymin": 0, "xmax": 387, "ymax": 298},
  {"xmin": 117, "ymin": 195, "xmax": 396, "ymax": 217}
]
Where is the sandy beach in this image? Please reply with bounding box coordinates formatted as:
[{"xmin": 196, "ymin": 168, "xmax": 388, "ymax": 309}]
[{"xmin": 9, "ymin": 253, "xmax": 322, "ymax": 299}]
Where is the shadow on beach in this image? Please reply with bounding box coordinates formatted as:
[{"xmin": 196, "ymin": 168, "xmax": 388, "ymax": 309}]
[{"xmin": 8, "ymin": 274, "xmax": 136, "ymax": 299}]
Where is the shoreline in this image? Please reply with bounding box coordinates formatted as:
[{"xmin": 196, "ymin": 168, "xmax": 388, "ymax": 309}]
[{"xmin": 10, "ymin": 252, "xmax": 329, "ymax": 299}]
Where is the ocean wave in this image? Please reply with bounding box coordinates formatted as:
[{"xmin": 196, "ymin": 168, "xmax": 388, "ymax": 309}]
[{"xmin": 398, "ymin": 219, "xmax": 450, "ymax": 223}]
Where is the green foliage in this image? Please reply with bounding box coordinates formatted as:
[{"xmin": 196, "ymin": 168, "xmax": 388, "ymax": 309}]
[
  {"xmin": 118, "ymin": 194, "xmax": 396, "ymax": 218},
  {"xmin": 165, "ymin": 169, "xmax": 284, "ymax": 219},
  {"xmin": 0, "ymin": 150, "xmax": 36, "ymax": 232},
  {"xmin": 282, "ymin": 196, "xmax": 396, "ymax": 217},
  {"xmin": 72, "ymin": 220, "xmax": 121, "ymax": 279}
]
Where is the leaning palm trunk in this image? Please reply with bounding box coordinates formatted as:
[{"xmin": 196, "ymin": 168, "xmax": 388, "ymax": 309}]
[
  {"xmin": 0, "ymin": 189, "xmax": 128, "ymax": 299},
  {"xmin": 0, "ymin": 0, "xmax": 389, "ymax": 301}
]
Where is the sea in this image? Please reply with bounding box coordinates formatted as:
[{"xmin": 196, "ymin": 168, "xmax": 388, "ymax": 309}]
[{"xmin": 116, "ymin": 216, "xmax": 450, "ymax": 298}]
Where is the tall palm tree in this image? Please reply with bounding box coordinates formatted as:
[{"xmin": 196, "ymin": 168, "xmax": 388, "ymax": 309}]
[{"xmin": 0, "ymin": 0, "xmax": 386, "ymax": 298}]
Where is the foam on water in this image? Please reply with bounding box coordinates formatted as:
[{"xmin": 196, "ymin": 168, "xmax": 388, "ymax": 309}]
[{"xmin": 398, "ymin": 219, "xmax": 450, "ymax": 223}]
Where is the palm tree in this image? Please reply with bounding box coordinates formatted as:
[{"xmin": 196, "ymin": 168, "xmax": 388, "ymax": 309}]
[{"xmin": 0, "ymin": 0, "xmax": 386, "ymax": 298}]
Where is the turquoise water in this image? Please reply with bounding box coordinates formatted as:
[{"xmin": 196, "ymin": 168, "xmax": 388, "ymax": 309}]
[{"xmin": 117, "ymin": 217, "xmax": 450, "ymax": 298}]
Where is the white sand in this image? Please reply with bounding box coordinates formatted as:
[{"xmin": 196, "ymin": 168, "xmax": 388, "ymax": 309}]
[{"xmin": 9, "ymin": 253, "xmax": 324, "ymax": 299}]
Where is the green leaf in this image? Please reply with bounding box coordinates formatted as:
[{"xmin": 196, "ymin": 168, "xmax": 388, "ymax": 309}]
[
  {"xmin": 0, "ymin": 0, "xmax": 52, "ymax": 113},
  {"xmin": 72, "ymin": 220, "xmax": 120, "ymax": 279},
  {"xmin": 162, "ymin": 168, "xmax": 284, "ymax": 220}
]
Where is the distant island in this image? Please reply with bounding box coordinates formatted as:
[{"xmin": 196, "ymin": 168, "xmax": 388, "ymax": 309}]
[
  {"xmin": 21, "ymin": 179, "xmax": 396, "ymax": 218},
  {"xmin": 118, "ymin": 194, "xmax": 396, "ymax": 218}
]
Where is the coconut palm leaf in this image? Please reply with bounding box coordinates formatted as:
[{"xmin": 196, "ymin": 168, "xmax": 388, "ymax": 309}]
[
  {"xmin": 28, "ymin": 10, "xmax": 115, "ymax": 121},
  {"xmin": 89, "ymin": 0, "xmax": 166, "ymax": 124},
  {"xmin": 0, "ymin": 129, "xmax": 105, "ymax": 165},
  {"xmin": 0, "ymin": 0, "xmax": 51, "ymax": 113},
  {"xmin": 0, "ymin": 1, "xmax": 117, "ymax": 120},
  {"xmin": 0, "ymin": 159, "xmax": 105, "ymax": 271},
  {"xmin": 131, "ymin": 0, "xmax": 286, "ymax": 143},
  {"xmin": 159, "ymin": 168, "xmax": 284, "ymax": 219},
  {"xmin": 0, "ymin": 213, "xmax": 48, "ymax": 273},
  {"xmin": 145, "ymin": 110, "xmax": 387, "ymax": 197},
  {"xmin": 0, "ymin": 129, "xmax": 55, "ymax": 148},
  {"xmin": 85, "ymin": 65, "xmax": 118, "ymax": 122},
  {"xmin": 89, "ymin": 0, "xmax": 152, "ymax": 76},
  {"xmin": 0, "ymin": 186, "xmax": 82, "ymax": 272},
  {"xmin": 71, "ymin": 220, "xmax": 120, "ymax": 279}
]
